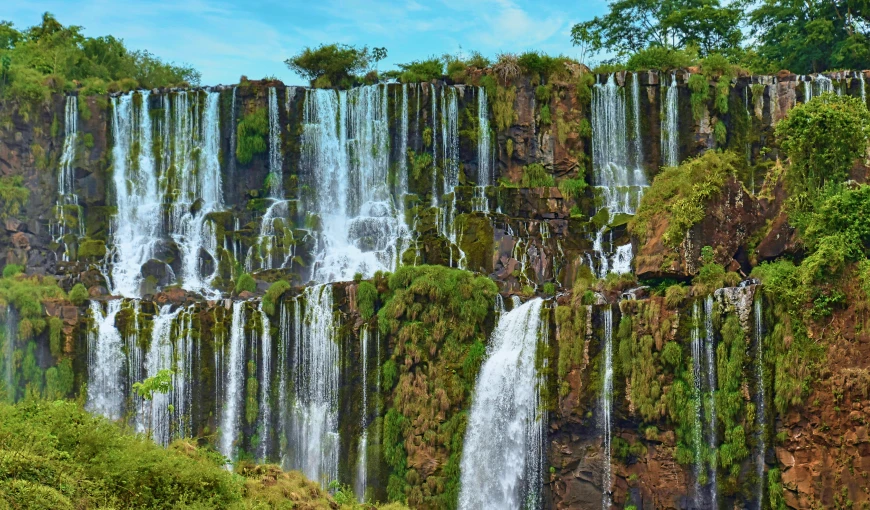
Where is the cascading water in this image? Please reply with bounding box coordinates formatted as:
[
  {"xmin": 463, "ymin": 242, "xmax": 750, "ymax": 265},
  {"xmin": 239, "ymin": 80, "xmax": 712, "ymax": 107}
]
[
  {"xmin": 355, "ymin": 327, "xmax": 369, "ymax": 501},
  {"xmin": 219, "ymin": 301, "xmax": 246, "ymax": 463},
  {"xmin": 600, "ymin": 305, "xmax": 614, "ymax": 509},
  {"xmin": 661, "ymin": 73, "xmax": 679, "ymax": 167},
  {"xmin": 87, "ymin": 300, "xmax": 125, "ymax": 420},
  {"xmin": 704, "ymin": 295, "xmax": 719, "ymax": 508},
  {"xmin": 258, "ymin": 301, "xmax": 273, "ymax": 461},
  {"xmin": 277, "ymin": 300, "xmax": 291, "ymax": 467},
  {"xmin": 590, "ymin": 74, "xmax": 648, "ymax": 277},
  {"xmin": 170, "ymin": 91, "xmax": 223, "ymax": 298},
  {"xmin": 53, "ymin": 95, "xmax": 83, "ymax": 261},
  {"xmin": 398, "ymin": 83, "xmax": 409, "ymax": 212},
  {"xmin": 302, "ymin": 86, "xmax": 408, "ymax": 282},
  {"xmin": 473, "ymin": 86, "xmax": 491, "ymax": 212},
  {"xmin": 268, "ymin": 87, "xmax": 283, "ymax": 198},
  {"xmin": 290, "ymin": 284, "xmax": 339, "ymax": 485},
  {"xmin": 108, "ymin": 92, "xmax": 162, "ymax": 297},
  {"xmin": 754, "ymin": 296, "xmax": 766, "ymax": 509},
  {"xmin": 459, "ymin": 297, "xmax": 545, "ymax": 510},
  {"xmin": 438, "ymin": 86, "xmax": 464, "ymax": 268}
]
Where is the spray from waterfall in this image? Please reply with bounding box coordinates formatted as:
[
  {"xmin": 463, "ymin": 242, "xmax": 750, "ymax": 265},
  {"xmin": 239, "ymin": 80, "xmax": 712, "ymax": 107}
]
[
  {"xmin": 459, "ymin": 297, "xmax": 545, "ymax": 509},
  {"xmin": 219, "ymin": 301, "xmax": 246, "ymax": 464},
  {"xmin": 290, "ymin": 284, "xmax": 339, "ymax": 485},
  {"xmin": 87, "ymin": 300, "xmax": 125, "ymax": 420},
  {"xmin": 601, "ymin": 305, "xmax": 614, "ymax": 509}
]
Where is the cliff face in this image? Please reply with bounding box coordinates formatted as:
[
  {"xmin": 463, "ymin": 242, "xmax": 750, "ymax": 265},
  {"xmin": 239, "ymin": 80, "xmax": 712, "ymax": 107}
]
[{"xmin": 1, "ymin": 69, "xmax": 869, "ymax": 509}]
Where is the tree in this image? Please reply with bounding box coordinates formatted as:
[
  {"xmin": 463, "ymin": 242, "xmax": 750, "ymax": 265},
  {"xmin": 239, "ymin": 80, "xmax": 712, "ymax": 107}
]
[
  {"xmin": 133, "ymin": 369, "xmax": 174, "ymax": 438},
  {"xmin": 372, "ymin": 46, "xmax": 387, "ymax": 72},
  {"xmin": 746, "ymin": 0, "xmax": 870, "ymax": 73},
  {"xmin": 284, "ymin": 43, "xmax": 370, "ymax": 88},
  {"xmin": 571, "ymin": 0, "xmax": 742, "ymax": 60}
]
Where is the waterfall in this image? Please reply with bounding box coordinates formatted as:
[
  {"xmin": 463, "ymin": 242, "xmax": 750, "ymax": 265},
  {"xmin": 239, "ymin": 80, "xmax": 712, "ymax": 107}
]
[
  {"xmin": 590, "ymin": 74, "xmax": 648, "ymax": 277},
  {"xmin": 630, "ymin": 73, "xmax": 644, "ymax": 172},
  {"xmin": 704, "ymin": 295, "xmax": 719, "ymax": 508},
  {"xmin": 398, "ymin": 83, "xmax": 409, "ymax": 213},
  {"xmin": 302, "ymin": 86, "xmax": 408, "ymax": 282},
  {"xmin": 474, "ymin": 86, "xmax": 491, "ymax": 212},
  {"xmin": 143, "ymin": 304, "xmax": 190, "ymax": 445},
  {"xmin": 861, "ymin": 74, "xmax": 866, "ymax": 105},
  {"xmin": 755, "ymin": 296, "xmax": 766, "ymax": 509},
  {"xmin": 171, "ymin": 91, "xmax": 223, "ymax": 298},
  {"xmin": 108, "ymin": 92, "xmax": 162, "ymax": 297},
  {"xmin": 268, "ymin": 87, "xmax": 283, "ymax": 198},
  {"xmin": 355, "ymin": 327, "xmax": 369, "ymax": 501},
  {"xmin": 438, "ymin": 86, "xmax": 463, "ymax": 268},
  {"xmin": 219, "ymin": 301, "xmax": 246, "ymax": 463},
  {"xmin": 54, "ymin": 95, "xmax": 82, "ymax": 261},
  {"xmin": 600, "ymin": 305, "xmax": 614, "ymax": 509},
  {"xmin": 246, "ymin": 200, "xmax": 294, "ymax": 272},
  {"xmin": 258, "ymin": 301, "xmax": 273, "ymax": 461},
  {"xmin": 277, "ymin": 300, "xmax": 291, "ymax": 467},
  {"xmin": 2, "ymin": 306, "xmax": 16, "ymax": 402},
  {"xmin": 430, "ymin": 83, "xmax": 439, "ymax": 207},
  {"xmin": 86, "ymin": 300, "xmax": 125, "ymax": 420},
  {"xmin": 290, "ymin": 284, "xmax": 339, "ymax": 485},
  {"xmin": 690, "ymin": 301, "xmax": 705, "ymax": 506},
  {"xmin": 661, "ymin": 74, "xmax": 679, "ymax": 167},
  {"xmin": 459, "ymin": 297, "xmax": 545, "ymax": 510}
]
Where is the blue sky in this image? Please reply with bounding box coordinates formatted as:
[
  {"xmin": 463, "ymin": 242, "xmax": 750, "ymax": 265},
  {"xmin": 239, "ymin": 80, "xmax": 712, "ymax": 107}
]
[{"xmin": 5, "ymin": 0, "xmax": 607, "ymax": 86}]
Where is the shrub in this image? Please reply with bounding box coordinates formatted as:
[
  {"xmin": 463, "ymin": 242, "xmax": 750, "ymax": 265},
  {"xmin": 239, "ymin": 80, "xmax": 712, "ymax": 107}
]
[
  {"xmin": 2, "ymin": 264, "xmax": 23, "ymax": 278},
  {"xmin": 357, "ymin": 280, "xmax": 378, "ymax": 320},
  {"xmin": 234, "ymin": 273, "xmax": 256, "ymax": 294},
  {"xmin": 0, "ymin": 176, "xmax": 29, "ymax": 219},
  {"xmin": 68, "ymin": 283, "xmax": 88, "ymax": 305},
  {"xmin": 630, "ymin": 151, "xmax": 740, "ymax": 246},
  {"xmin": 517, "ymin": 52, "xmax": 564, "ymax": 80},
  {"xmin": 395, "ymin": 58, "xmax": 443, "ymax": 83},
  {"xmin": 558, "ymin": 177, "xmax": 587, "ymax": 199},
  {"xmin": 776, "ymin": 93, "xmax": 870, "ymax": 201},
  {"xmin": 664, "ymin": 284, "xmax": 687, "ymax": 308},
  {"xmin": 521, "ymin": 163, "xmax": 555, "ymax": 187},
  {"xmin": 626, "ymin": 46, "xmax": 698, "ymax": 71},
  {"xmin": 235, "ymin": 108, "xmax": 268, "ymax": 165},
  {"xmin": 285, "ymin": 43, "xmax": 370, "ymax": 88},
  {"xmin": 262, "ymin": 280, "xmax": 290, "ymax": 316}
]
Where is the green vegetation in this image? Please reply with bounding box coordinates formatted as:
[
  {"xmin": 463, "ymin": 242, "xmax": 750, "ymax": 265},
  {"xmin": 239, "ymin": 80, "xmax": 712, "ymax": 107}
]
[
  {"xmin": 234, "ymin": 273, "xmax": 257, "ymax": 294},
  {"xmin": 284, "ymin": 43, "xmax": 372, "ymax": 88},
  {"xmin": 520, "ymin": 163, "xmax": 555, "ymax": 187},
  {"xmin": 236, "ymin": 108, "xmax": 269, "ymax": 165},
  {"xmin": 0, "ymin": 400, "xmax": 400, "ymax": 509},
  {"xmin": 0, "ymin": 14, "xmax": 198, "ymax": 116},
  {"xmin": 67, "ymin": 283, "xmax": 88, "ymax": 305},
  {"xmin": 630, "ymin": 151, "xmax": 740, "ymax": 247},
  {"xmin": 0, "ymin": 175, "xmax": 29, "ymax": 219},
  {"xmin": 357, "ymin": 280, "xmax": 377, "ymax": 320},
  {"xmin": 392, "ymin": 58, "xmax": 443, "ymax": 83},
  {"xmin": 262, "ymin": 280, "xmax": 291, "ymax": 316},
  {"xmin": 377, "ymin": 265, "xmax": 497, "ymax": 508}
]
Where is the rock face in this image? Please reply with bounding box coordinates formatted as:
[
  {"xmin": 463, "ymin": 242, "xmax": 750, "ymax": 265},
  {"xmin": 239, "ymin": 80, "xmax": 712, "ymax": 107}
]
[{"xmin": 634, "ymin": 176, "xmax": 766, "ymax": 280}]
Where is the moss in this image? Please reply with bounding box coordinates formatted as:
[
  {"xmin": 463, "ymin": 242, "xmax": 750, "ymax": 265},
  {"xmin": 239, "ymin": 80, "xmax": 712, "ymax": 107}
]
[
  {"xmin": 78, "ymin": 239, "xmax": 106, "ymax": 259},
  {"xmin": 0, "ymin": 176, "xmax": 29, "ymax": 220},
  {"xmin": 48, "ymin": 317, "xmax": 64, "ymax": 358},
  {"xmin": 520, "ymin": 163, "xmax": 555, "ymax": 187},
  {"xmin": 630, "ymin": 150, "xmax": 740, "ymax": 247},
  {"xmin": 236, "ymin": 108, "xmax": 268, "ymax": 165},
  {"xmin": 357, "ymin": 281, "xmax": 377, "ymax": 320},
  {"xmin": 68, "ymin": 283, "xmax": 88, "ymax": 306},
  {"xmin": 557, "ymin": 177, "xmax": 586, "ymax": 200},
  {"xmin": 82, "ymin": 132, "xmax": 94, "ymax": 149},
  {"xmin": 234, "ymin": 273, "xmax": 256, "ymax": 295},
  {"xmin": 261, "ymin": 280, "xmax": 290, "ymax": 316},
  {"xmin": 493, "ymin": 85, "xmax": 517, "ymax": 132}
]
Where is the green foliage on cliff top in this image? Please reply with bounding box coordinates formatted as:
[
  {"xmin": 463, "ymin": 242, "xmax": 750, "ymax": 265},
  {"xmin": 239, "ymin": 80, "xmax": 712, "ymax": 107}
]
[
  {"xmin": 378, "ymin": 265, "xmax": 497, "ymax": 508},
  {"xmin": 0, "ymin": 13, "xmax": 198, "ymax": 111},
  {"xmin": 630, "ymin": 150, "xmax": 740, "ymax": 247},
  {"xmin": 776, "ymin": 93, "xmax": 870, "ymax": 205},
  {"xmin": 285, "ymin": 43, "xmax": 371, "ymax": 88},
  {"xmin": 262, "ymin": 280, "xmax": 291, "ymax": 316}
]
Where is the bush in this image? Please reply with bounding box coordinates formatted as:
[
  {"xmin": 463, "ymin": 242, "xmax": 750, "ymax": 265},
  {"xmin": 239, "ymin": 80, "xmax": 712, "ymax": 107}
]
[
  {"xmin": 517, "ymin": 52, "xmax": 564, "ymax": 80},
  {"xmin": 626, "ymin": 46, "xmax": 698, "ymax": 71},
  {"xmin": 776, "ymin": 93, "xmax": 870, "ymax": 201},
  {"xmin": 284, "ymin": 43, "xmax": 370, "ymax": 88},
  {"xmin": 2, "ymin": 264, "xmax": 23, "ymax": 278},
  {"xmin": 68, "ymin": 283, "xmax": 88, "ymax": 305},
  {"xmin": 234, "ymin": 273, "xmax": 256, "ymax": 294},
  {"xmin": 262, "ymin": 280, "xmax": 290, "ymax": 316},
  {"xmin": 395, "ymin": 58, "xmax": 443, "ymax": 83},
  {"xmin": 0, "ymin": 175, "xmax": 30, "ymax": 219},
  {"xmin": 357, "ymin": 280, "xmax": 378, "ymax": 320},
  {"xmin": 235, "ymin": 108, "xmax": 268, "ymax": 165},
  {"xmin": 521, "ymin": 163, "xmax": 555, "ymax": 187},
  {"xmin": 630, "ymin": 151, "xmax": 740, "ymax": 247},
  {"xmin": 558, "ymin": 177, "xmax": 587, "ymax": 199}
]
